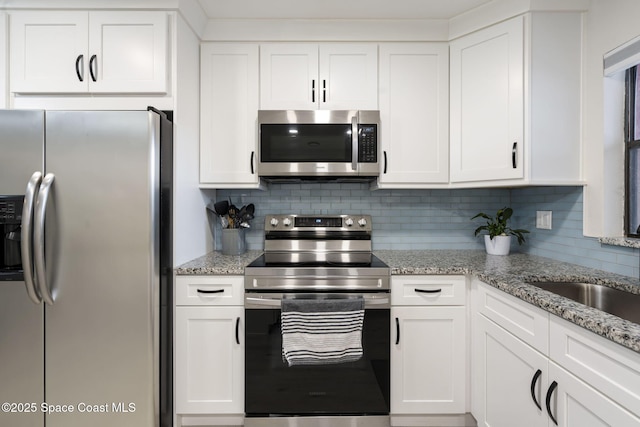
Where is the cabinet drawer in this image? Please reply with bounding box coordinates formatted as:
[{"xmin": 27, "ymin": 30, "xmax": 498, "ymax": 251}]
[
  {"xmin": 175, "ymin": 276, "xmax": 244, "ymax": 306},
  {"xmin": 474, "ymin": 279, "xmax": 549, "ymax": 354},
  {"xmin": 550, "ymin": 316, "xmax": 640, "ymax": 418},
  {"xmin": 392, "ymin": 275, "xmax": 466, "ymax": 306}
]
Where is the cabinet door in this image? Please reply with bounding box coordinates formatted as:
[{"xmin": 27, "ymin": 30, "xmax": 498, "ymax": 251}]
[
  {"xmin": 391, "ymin": 306, "xmax": 466, "ymax": 414},
  {"xmin": 175, "ymin": 306, "xmax": 244, "ymax": 414},
  {"xmin": 260, "ymin": 43, "xmax": 318, "ymax": 110},
  {"xmin": 472, "ymin": 313, "xmax": 547, "ymax": 427},
  {"xmin": 200, "ymin": 43, "xmax": 259, "ymax": 187},
  {"xmin": 450, "ymin": 16, "xmax": 524, "ymax": 183},
  {"xmin": 378, "ymin": 43, "xmax": 448, "ymax": 186},
  {"xmin": 549, "ymin": 362, "xmax": 640, "ymax": 427},
  {"xmin": 10, "ymin": 11, "xmax": 89, "ymax": 93},
  {"xmin": 88, "ymin": 11, "xmax": 168, "ymax": 93},
  {"xmin": 319, "ymin": 43, "xmax": 378, "ymax": 110}
]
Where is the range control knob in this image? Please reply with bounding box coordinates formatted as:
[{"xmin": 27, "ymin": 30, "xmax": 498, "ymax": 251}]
[
  {"xmin": 270, "ymin": 217, "xmax": 279, "ymax": 227},
  {"xmin": 345, "ymin": 218, "xmax": 354, "ymax": 227},
  {"xmin": 358, "ymin": 218, "xmax": 367, "ymax": 227},
  {"xmin": 282, "ymin": 217, "xmax": 292, "ymax": 227}
]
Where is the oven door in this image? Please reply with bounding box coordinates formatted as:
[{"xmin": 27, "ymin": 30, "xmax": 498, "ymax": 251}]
[{"xmin": 244, "ymin": 292, "xmax": 390, "ymax": 418}]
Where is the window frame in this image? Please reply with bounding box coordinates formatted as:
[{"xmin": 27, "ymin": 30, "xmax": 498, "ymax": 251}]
[{"xmin": 625, "ymin": 65, "xmax": 640, "ymax": 237}]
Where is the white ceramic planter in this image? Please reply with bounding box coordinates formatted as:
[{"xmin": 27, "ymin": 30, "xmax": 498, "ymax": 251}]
[{"xmin": 484, "ymin": 235, "xmax": 512, "ymax": 256}]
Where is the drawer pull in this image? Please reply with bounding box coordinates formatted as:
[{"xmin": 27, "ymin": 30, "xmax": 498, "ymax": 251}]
[
  {"xmin": 196, "ymin": 288, "xmax": 225, "ymax": 294},
  {"xmin": 545, "ymin": 380, "xmax": 558, "ymax": 425},
  {"xmin": 414, "ymin": 288, "xmax": 442, "ymax": 294},
  {"xmin": 530, "ymin": 369, "xmax": 542, "ymax": 410}
]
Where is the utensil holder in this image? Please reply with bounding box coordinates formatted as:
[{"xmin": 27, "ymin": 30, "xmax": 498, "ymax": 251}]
[{"xmin": 221, "ymin": 228, "xmax": 246, "ymax": 255}]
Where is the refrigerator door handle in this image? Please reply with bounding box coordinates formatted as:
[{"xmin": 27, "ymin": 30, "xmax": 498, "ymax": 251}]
[
  {"xmin": 21, "ymin": 172, "xmax": 43, "ymax": 304},
  {"xmin": 34, "ymin": 173, "xmax": 55, "ymax": 306}
]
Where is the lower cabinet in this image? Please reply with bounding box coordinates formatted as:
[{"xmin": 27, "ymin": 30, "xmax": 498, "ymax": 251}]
[
  {"xmin": 472, "ymin": 279, "xmax": 640, "ymax": 427},
  {"xmin": 390, "ymin": 275, "xmax": 467, "ymax": 414},
  {"xmin": 175, "ymin": 276, "xmax": 244, "ymax": 422}
]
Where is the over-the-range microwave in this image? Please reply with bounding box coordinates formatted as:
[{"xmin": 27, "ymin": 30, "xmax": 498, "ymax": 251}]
[{"xmin": 257, "ymin": 110, "xmax": 380, "ymax": 180}]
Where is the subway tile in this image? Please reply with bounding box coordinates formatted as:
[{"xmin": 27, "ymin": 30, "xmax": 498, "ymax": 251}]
[{"xmin": 218, "ymin": 185, "xmax": 639, "ymax": 279}]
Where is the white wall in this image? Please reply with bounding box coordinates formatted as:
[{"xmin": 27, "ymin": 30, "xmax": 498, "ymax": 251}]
[
  {"xmin": 172, "ymin": 12, "xmax": 215, "ymax": 265},
  {"xmin": 0, "ymin": 12, "xmax": 6, "ymax": 108},
  {"xmin": 582, "ymin": 0, "xmax": 640, "ymax": 237}
]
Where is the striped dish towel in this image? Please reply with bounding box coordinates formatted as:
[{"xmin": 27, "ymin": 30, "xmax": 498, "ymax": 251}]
[{"xmin": 281, "ymin": 297, "xmax": 365, "ymax": 366}]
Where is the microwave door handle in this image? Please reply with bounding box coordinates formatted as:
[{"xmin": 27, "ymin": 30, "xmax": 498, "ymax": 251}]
[{"xmin": 351, "ymin": 115, "xmax": 358, "ymax": 171}]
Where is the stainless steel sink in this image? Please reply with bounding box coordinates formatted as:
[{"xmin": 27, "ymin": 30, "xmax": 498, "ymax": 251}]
[{"xmin": 526, "ymin": 281, "xmax": 640, "ymax": 324}]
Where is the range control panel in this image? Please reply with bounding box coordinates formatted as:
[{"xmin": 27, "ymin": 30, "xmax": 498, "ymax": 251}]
[{"xmin": 265, "ymin": 214, "xmax": 371, "ymax": 232}]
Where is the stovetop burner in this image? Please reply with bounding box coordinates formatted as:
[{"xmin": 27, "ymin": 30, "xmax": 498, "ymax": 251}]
[
  {"xmin": 246, "ymin": 253, "xmax": 388, "ymax": 269},
  {"xmin": 245, "ymin": 214, "xmax": 389, "ymax": 291}
]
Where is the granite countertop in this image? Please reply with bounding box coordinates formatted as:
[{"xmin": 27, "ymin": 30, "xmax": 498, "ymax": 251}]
[
  {"xmin": 175, "ymin": 249, "xmax": 640, "ymax": 353},
  {"xmin": 175, "ymin": 250, "xmax": 262, "ymax": 275}
]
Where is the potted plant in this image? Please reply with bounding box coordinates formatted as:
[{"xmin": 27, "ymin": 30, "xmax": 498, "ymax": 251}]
[{"xmin": 471, "ymin": 207, "xmax": 529, "ymax": 255}]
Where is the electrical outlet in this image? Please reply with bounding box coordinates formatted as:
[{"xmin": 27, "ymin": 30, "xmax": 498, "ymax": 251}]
[{"xmin": 536, "ymin": 211, "xmax": 552, "ymax": 229}]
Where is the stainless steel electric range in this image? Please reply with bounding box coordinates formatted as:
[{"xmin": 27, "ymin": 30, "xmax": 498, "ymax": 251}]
[{"xmin": 244, "ymin": 214, "xmax": 391, "ymax": 427}]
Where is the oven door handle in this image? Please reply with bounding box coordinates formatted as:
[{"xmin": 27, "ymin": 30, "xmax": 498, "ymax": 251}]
[{"xmin": 245, "ymin": 293, "xmax": 390, "ymax": 309}]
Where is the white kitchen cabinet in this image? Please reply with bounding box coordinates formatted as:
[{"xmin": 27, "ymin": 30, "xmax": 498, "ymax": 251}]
[
  {"xmin": 450, "ymin": 13, "xmax": 582, "ymax": 186},
  {"xmin": 260, "ymin": 43, "xmax": 378, "ymax": 110},
  {"xmin": 377, "ymin": 43, "xmax": 449, "ymax": 187},
  {"xmin": 549, "ymin": 361, "xmax": 640, "ymax": 427},
  {"xmin": 200, "ymin": 43, "xmax": 260, "ymax": 188},
  {"xmin": 390, "ymin": 276, "xmax": 466, "ymax": 414},
  {"xmin": 9, "ymin": 11, "xmax": 168, "ymax": 94},
  {"xmin": 471, "ymin": 279, "xmax": 640, "ymax": 427},
  {"xmin": 549, "ymin": 315, "xmax": 640, "ymax": 420},
  {"xmin": 474, "ymin": 313, "xmax": 548, "ymax": 427},
  {"xmin": 175, "ymin": 276, "xmax": 244, "ymax": 417}
]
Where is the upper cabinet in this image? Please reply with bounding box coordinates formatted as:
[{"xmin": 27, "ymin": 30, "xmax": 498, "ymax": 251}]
[
  {"xmin": 450, "ymin": 13, "xmax": 582, "ymax": 186},
  {"xmin": 377, "ymin": 43, "xmax": 449, "ymax": 187},
  {"xmin": 200, "ymin": 43, "xmax": 261, "ymax": 188},
  {"xmin": 9, "ymin": 11, "xmax": 168, "ymax": 94},
  {"xmin": 260, "ymin": 43, "xmax": 378, "ymax": 110}
]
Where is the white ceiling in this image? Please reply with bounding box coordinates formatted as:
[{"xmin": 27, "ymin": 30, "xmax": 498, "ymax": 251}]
[{"xmin": 196, "ymin": 0, "xmax": 493, "ymax": 20}]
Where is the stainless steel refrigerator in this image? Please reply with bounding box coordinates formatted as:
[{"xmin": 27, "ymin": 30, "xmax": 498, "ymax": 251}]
[{"xmin": 0, "ymin": 108, "xmax": 173, "ymax": 427}]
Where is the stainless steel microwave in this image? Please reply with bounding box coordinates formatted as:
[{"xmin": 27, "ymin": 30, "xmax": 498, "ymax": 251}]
[{"xmin": 257, "ymin": 110, "xmax": 380, "ymax": 179}]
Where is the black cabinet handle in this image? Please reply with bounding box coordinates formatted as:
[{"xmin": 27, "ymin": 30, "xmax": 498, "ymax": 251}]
[
  {"xmin": 530, "ymin": 369, "xmax": 542, "ymax": 410},
  {"xmin": 312, "ymin": 79, "xmax": 316, "ymax": 103},
  {"xmin": 545, "ymin": 380, "xmax": 558, "ymax": 425},
  {"xmin": 383, "ymin": 151, "xmax": 388, "ymax": 174},
  {"xmin": 196, "ymin": 288, "xmax": 224, "ymax": 294},
  {"xmin": 89, "ymin": 54, "xmax": 97, "ymax": 82},
  {"xmin": 75, "ymin": 55, "xmax": 84, "ymax": 82},
  {"xmin": 250, "ymin": 151, "xmax": 255, "ymax": 174},
  {"xmin": 235, "ymin": 317, "xmax": 240, "ymax": 345},
  {"xmin": 395, "ymin": 317, "xmax": 400, "ymax": 345},
  {"xmin": 322, "ymin": 79, "xmax": 326, "ymax": 103},
  {"xmin": 512, "ymin": 142, "xmax": 518, "ymax": 169},
  {"xmin": 415, "ymin": 288, "xmax": 442, "ymax": 294}
]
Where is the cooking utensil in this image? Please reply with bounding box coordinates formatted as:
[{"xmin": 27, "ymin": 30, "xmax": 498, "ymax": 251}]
[
  {"xmin": 227, "ymin": 204, "xmax": 238, "ymax": 228},
  {"xmin": 213, "ymin": 200, "xmax": 229, "ymax": 217}
]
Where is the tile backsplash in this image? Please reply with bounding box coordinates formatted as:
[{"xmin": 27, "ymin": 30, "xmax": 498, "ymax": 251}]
[{"xmin": 215, "ymin": 184, "xmax": 639, "ymax": 278}]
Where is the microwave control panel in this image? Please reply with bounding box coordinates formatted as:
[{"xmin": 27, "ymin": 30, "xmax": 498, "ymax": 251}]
[{"xmin": 358, "ymin": 125, "xmax": 377, "ymax": 163}]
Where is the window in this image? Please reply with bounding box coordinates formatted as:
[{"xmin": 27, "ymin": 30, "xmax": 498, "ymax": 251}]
[{"xmin": 625, "ymin": 65, "xmax": 640, "ymax": 236}]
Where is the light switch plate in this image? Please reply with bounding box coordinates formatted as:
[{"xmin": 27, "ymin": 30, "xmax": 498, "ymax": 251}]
[{"xmin": 536, "ymin": 211, "xmax": 552, "ymax": 229}]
